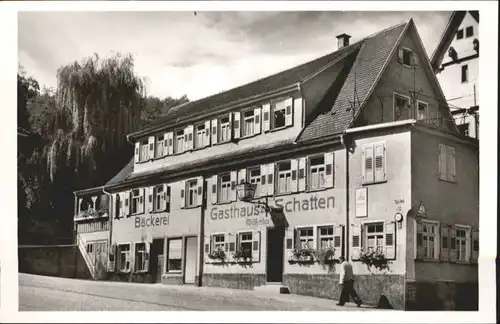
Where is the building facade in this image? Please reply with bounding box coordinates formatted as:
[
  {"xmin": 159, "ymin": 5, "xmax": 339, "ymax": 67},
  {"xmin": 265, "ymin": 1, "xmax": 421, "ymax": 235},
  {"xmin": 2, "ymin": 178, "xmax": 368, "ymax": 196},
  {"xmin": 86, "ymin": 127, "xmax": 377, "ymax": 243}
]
[
  {"xmin": 74, "ymin": 18, "xmax": 479, "ymax": 310},
  {"xmin": 431, "ymin": 11, "xmax": 479, "ymax": 139}
]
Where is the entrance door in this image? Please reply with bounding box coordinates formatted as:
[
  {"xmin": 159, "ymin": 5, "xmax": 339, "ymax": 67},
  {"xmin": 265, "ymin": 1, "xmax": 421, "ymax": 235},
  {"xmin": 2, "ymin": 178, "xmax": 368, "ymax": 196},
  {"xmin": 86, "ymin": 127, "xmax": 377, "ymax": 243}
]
[
  {"xmin": 150, "ymin": 238, "xmax": 164, "ymax": 283},
  {"xmin": 184, "ymin": 236, "xmax": 197, "ymax": 284},
  {"xmin": 266, "ymin": 227, "xmax": 285, "ymax": 282}
]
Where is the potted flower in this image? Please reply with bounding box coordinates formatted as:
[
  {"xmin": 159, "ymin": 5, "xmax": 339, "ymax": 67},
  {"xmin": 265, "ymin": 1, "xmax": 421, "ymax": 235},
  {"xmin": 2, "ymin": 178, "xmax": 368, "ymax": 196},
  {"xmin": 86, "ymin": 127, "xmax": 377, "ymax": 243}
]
[
  {"xmin": 232, "ymin": 248, "xmax": 252, "ymax": 263},
  {"xmin": 359, "ymin": 249, "xmax": 391, "ymax": 273},
  {"xmin": 289, "ymin": 247, "xmax": 316, "ymax": 264},
  {"xmin": 208, "ymin": 248, "xmax": 226, "ymax": 263},
  {"xmin": 315, "ymin": 247, "xmax": 338, "ymax": 265}
]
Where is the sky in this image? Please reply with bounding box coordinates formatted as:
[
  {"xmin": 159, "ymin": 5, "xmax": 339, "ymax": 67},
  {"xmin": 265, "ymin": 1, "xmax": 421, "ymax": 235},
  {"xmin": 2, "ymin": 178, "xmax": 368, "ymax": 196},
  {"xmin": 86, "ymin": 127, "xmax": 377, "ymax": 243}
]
[{"xmin": 18, "ymin": 11, "xmax": 451, "ymax": 101}]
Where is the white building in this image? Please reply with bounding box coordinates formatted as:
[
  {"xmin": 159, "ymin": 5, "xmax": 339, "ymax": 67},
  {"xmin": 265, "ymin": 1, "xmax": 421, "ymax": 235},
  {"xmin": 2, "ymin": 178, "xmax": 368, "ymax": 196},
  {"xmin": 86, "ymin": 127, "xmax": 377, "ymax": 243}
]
[{"xmin": 431, "ymin": 11, "xmax": 479, "ymax": 138}]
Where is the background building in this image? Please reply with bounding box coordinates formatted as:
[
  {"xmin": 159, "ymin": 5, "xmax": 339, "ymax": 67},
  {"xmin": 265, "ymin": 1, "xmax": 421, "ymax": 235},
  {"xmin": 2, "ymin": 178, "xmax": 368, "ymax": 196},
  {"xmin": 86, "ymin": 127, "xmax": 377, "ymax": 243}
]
[{"xmin": 431, "ymin": 11, "xmax": 479, "ymax": 139}]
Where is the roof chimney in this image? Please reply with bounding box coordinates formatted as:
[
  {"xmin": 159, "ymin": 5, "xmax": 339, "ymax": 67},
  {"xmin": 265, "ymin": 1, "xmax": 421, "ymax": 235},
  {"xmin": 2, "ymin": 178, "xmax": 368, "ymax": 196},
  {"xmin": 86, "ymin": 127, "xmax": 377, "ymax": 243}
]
[{"xmin": 336, "ymin": 33, "xmax": 351, "ymax": 50}]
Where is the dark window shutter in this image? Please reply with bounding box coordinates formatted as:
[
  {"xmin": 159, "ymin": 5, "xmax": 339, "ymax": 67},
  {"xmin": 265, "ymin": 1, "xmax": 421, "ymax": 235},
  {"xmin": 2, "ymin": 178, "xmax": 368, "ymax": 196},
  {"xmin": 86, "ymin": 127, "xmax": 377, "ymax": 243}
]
[
  {"xmin": 261, "ymin": 175, "xmax": 266, "ymax": 185},
  {"xmin": 292, "ymin": 170, "xmax": 297, "ymax": 181},
  {"xmin": 181, "ymin": 189, "xmax": 185, "ymax": 198},
  {"xmin": 263, "ymin": 112, "xmax": 269, "ymax": 121}
]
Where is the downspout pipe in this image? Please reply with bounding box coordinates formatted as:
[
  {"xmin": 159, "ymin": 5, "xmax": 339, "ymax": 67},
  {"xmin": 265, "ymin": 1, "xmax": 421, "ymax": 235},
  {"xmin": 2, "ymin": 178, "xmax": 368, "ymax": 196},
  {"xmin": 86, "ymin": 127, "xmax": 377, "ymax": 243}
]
[{"xmin": 340, "ymin": 133, "xmax": 350, "ymax": 260}]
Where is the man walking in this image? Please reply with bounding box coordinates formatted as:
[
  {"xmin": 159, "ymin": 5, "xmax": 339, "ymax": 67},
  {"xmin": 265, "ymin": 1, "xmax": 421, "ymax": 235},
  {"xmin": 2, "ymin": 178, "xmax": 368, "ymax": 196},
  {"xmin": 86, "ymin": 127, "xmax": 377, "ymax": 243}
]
[{"xmin": 336, "ymin": 256, "xmax": 362, "ymax": 307}]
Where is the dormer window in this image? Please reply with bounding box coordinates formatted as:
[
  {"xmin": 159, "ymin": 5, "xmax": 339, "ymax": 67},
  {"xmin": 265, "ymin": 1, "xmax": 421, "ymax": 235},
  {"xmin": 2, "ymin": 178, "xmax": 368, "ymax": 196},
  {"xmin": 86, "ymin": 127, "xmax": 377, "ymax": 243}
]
[
  {"xmin": 175, "ymin": 129, "xmax": 185, "ymax": 154},
  {"xmin": 271, "ymin": 100, "xmax": 289, "ymax": 130},
  {"xmin": 140, "ymin": 140, "xmax": 148, "ymax": 161},
  {"xmin": 219, "ymin": 116, "xmax": 231, "ymax": 142},
  {"xmin": 397, "ymin": 47, "xmax": 417, "ymax": 67}
]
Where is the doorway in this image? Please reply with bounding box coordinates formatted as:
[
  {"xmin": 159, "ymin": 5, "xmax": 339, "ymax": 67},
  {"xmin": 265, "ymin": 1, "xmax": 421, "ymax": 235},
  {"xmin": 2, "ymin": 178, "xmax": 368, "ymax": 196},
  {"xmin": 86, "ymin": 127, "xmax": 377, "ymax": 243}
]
[
  {"xmin": 150, "ymin": 238, "xmax": 164, "ymax": 283},
  {"xmin": 266, "ymin": 227, "xmax": 285, "ymax": 283},
  {"xmin": 184, "ymin": 236, "xmax": 198, "ymax": 284}
]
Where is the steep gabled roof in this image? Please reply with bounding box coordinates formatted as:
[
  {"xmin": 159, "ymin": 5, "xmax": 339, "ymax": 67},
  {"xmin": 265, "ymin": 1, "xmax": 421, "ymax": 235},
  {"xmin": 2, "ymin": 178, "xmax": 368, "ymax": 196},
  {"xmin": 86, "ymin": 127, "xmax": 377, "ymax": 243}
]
[
  {"xmin": 296, "ymin": 20, "xmax": 409, "ymax": 142},
  {"xmin": 430, "ymin": 11, "xmax": 479, "ymax": 71},
  {"xmin": 132, "ymin": 39, "xmax": 365, "ymax": 138}
]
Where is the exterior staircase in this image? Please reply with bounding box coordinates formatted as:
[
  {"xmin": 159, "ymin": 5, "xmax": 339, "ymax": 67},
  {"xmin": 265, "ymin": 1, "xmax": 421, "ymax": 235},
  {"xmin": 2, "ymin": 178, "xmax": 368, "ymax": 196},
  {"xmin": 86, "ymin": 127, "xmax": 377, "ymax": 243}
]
[
  {"xmin": 76, "ymin": 234, "xmax": 97, "ymax": 279},
  {"xmin": 253, "ymin": 282, "xmax": 290, "ymax": 294}
]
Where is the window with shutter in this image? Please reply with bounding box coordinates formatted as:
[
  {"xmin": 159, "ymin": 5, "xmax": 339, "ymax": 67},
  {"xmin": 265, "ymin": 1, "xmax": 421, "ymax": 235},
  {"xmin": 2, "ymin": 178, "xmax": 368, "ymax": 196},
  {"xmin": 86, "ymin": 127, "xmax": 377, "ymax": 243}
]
[
  {"xmin": 439, "ymin": 144, "xmax": 457, "ymax": 182},
  {"xmin": 134, "ymin": 142, "xmax": 140, "ymax": 163},
  {"xmin": 374, "ymin": 143, "xmax": 386, "ymax": 183},
  {"xmin": 186, "ymin": 179, "xmax": 199, "ymax": 208},
  {"xmin": 167, "ymin": 238, "xmax": 182, "ymax": 272},
  {"xmin": 351, "ymin": 224, "xmax": 362, "ymax": 260},
  {"xmin": 210, "ymin": 175, "xmax": 218, "ymax": 204},
  {"xmin": 251, "ymin": 231, "xmax": 261, "ymax": 263},
  {"xmin": 362, "ymin": 145, "xmax": 374, "ymax": 184},
  {"xmin": 440, "ymin": 224, "xmax": 450, "ymax": 261}
]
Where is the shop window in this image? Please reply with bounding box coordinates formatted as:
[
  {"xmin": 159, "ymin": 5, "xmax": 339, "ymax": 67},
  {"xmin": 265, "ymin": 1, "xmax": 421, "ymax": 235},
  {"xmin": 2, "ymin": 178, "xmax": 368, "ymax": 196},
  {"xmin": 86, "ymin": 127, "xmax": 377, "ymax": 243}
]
[
  {"xmin": 238, "ymin": 232, "xmax": 253, "ymax": 255},
  {"xmin": 308, "ymin": 155, "xmax": 326, "ymax": 190},
  {"xmin": 167, "ymin": 238, "xmax": 182, "ymax": 272},
  {"xmin": 212, "ymin": 234, "xmax": 225, "ymax": 251},
  {"xmin": 219, "ymin": 116, "xmax": 231, "ymax": 143},
  {"xmin": 155, "ymin": 134, "xmax": 164, "ymax": 158},
  {"xmin": 394, "ymin": 93, "xmax": 411, "ymax": 121},
  {"xmin": 456, "ymin": 28, "xmax": 464, "ymax": 40},
  {"xmin": 318, "ymin": 226, "xmax": 334, "ymax": 248},
  {"xmin": 417, "ymin": 101, "xmax": 427, "ymax": 120},
  {"xmin": 186, "ymin": 179, "xmax": 199, "ymax": 208},
  {"xmin": 438, "ymin": 144, "xmax": 456, "ymax": 182},
  {"xmin": 365, "ymin": 223, "xmax": 384, "ymax": 253},
  {"xmin": 175, "ymin": 129, "xmax": 185, "ymax": 154},
  {"xmin": 118, "ymin": 244, "xmax": 131, "ymax": 272},
  {"xmin": 247, "ymin": 167, "xmax": 261, "ymax": 197},
  {"xmin": 242, "ymin": 109, "xmax": 255, "ymax": 137},
  {"xmin": 416, "ymin": 221, "xmax": 439, "ymax": 260},
  {"xmin": 130, "ymin": 189, "xmax": 143, "ymax": 214},
  {"xmin": 277, "ymin": 161, "xmax": 292, "ymax": 194},
  {"xmin": 297, "ymin": 227, "xmax": 314, "ymax": 249},
  {"xmin": 140, "ymin": 139, "xmax": 148, "ymax": 161},
  {"xmin": 362, "ymin": 142, "xmax": 387, "ymax": 184},
  {"xmin": 195, "ymin": 124, "xmax": 207, "ymax": 149},
  {"xmin": 153, "ymin": 185, "xmax": 164, "ymax": 211},
  {"xmin": 135, "ymin": 243, "xmax": 148, "ymax": 272},
  {"xmin": 218, "ymin": 173, "xmax": 231, "ymax": 203}
]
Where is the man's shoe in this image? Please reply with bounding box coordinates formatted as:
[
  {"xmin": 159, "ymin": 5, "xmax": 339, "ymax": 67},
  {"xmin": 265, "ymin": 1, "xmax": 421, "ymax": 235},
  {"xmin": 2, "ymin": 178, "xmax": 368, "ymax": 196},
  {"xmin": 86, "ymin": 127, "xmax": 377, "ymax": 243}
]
[
  {"xmin": 356, "ymin": 301, "xmax": 362, "ymax": 307},
  {"xmin": 336, "ymin": 303, "xmax": 344, "ymax": 306}
]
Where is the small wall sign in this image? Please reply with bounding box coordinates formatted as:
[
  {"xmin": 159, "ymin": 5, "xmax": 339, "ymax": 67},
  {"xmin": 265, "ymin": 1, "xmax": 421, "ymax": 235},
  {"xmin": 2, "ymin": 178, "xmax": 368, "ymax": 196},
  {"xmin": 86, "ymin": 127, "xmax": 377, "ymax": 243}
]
[{"xmin": 355, "ymin": 188, "xmax": 368, "ymax": 218}]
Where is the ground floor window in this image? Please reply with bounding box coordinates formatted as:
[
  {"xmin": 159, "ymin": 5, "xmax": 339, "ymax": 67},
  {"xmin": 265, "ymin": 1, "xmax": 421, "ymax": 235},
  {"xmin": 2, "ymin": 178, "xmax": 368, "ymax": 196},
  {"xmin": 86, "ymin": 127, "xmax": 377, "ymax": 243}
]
[
  {"xmin": 365, "ymin": 222, "xmax": 384, "ymax": 253},
  {"xmin": 135, "ymin": 243, "xmax": 148, "ymax": 271},
  {"xmin": 118, "ymin": 244, "xmax": 131, "ymax": 272},
  {"xmin": 318, "ymin": 226, "xmax": 334, "ymax": 248},
  {"xmin": 212, "ymin": 234, "xmax": 225, "ymax": 251},
  {"xmin": 167, "ymin": 238, "xmax": 182, "ymax": 272},
  {"xmin": 238, "ymin": 232, "xmax": 252, "ymax": 256},
  {"xmin": 456, "ymin": 228, "xmax": 468, "ymax": 262},
  {"xmin": 297, "ymin": 227, "xmax": 314, "ymax": 249}
]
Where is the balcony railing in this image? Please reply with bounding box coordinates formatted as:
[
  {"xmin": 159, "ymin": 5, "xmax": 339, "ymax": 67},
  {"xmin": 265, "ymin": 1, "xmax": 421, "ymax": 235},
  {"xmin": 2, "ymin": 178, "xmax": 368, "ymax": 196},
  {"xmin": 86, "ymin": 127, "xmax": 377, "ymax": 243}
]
[{"xmin": 74, "ymin": 208, "xmax": 109, "ymax": 221}]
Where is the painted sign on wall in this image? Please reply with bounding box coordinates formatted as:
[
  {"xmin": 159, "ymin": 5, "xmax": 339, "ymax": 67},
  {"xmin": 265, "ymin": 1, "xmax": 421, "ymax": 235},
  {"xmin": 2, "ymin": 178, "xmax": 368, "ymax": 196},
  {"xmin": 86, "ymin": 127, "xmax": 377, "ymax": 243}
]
[{"xmin": 134, "ymin": 214, "xmax": 169, "ymax": 228}]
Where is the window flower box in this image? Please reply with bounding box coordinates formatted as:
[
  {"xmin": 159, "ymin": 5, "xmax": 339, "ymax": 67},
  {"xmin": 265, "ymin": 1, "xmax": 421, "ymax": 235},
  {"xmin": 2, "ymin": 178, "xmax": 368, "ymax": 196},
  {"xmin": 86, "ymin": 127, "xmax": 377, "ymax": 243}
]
[
  {"xmin": 288, "ymin": 248, "xmax": 316, "ymax": 264},
  {"xmin": 314, "ymin": 247, "xmax": 340, "ymax": 266},
  {"xmin": 232, "ymin": 248, "xmax": 252, "ymax": 264},
  {"xmin": 208, "ymin": 248, "xmax": 226, "ymax": 264},
  {"xmin": 359, "ymin": 249, "xmax": 391, "ymax": 273}
]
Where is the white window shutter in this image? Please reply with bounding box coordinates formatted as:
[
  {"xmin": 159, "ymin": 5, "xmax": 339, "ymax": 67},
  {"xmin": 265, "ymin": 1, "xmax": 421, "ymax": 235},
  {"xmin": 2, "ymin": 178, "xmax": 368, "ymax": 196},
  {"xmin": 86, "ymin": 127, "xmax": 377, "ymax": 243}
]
[
  {"xmin": 333, "ymin": 225, "xmax": 344, "ymax": 253},
  {"xmin": 163, "ymin": 133, "xmax": 169, "ymax": 156},
  {"xmin": 324, "ymin": 152, "xmax": 335, "ymax": 188},
  {"xmin": 134, "ymin": 142, "xmax": 140, "ymax": 163},
  {"xmin": 397, "ymin": 47, "xmax": 404, "ymax": 62},
  {"xmin": 251, "ymin": 231, "xmax": 261, "ymax": 263},
  {"xmin": 438, "ymin": 144, "xmax": 447, "ymax": 180},
  {"xmin": 260, "ymin": 164, "xmax": 268, "ymax": 197},
  {"xmin": 228, "ymin": 233, "xmax": 236, "ymax": 263},
  {"xmin": 267, "ymin": 163, "xmax": 275, "ymax": 196},
  {"xmin": 363, "ymin": 145, "xmax": 374, "ymax": 183},
  {"xmin": 289, "ymin": 159, "xmax": 298, "ymax": 193},
  {"xmin": 146, "ymin": 187, "xmax": 153, "ymax": 212},
  {"xmin": 230, "ymin": 171, "xmax": 237, "ymax": 201},
  {"xmin": 447, "ymin": 146, "xmax": 456, "ymax": 181},
  {"xmin": 471, "ymin": 227, "xmax": 479, "ymax": 263},
  {"xmin": 254, "ymin": 107, "xmax": 261, "ymax": 134},
  {"xmin": 204, "ymin": 235, "xmax": 211, "ymax": 264},
  {"xmin": 211, "ymin": 175, "xmax": 218, "ymax": 204},
  {"xmin": 465, "ymin": 227, "xmax": 472, "ymax": 264},
  {"xmin": 211, "ymin": 118, "xmax": 218, "ymax": 145},
  {"xmin": 298, "ymin": 157, "xmax": 307, "ymax": 192},
  {"xmin": 285, "ymin": 228, "xmax": 294, "ymax": 261},
  {"xmin": 204, "ymin": 120, "xmax": 211, "ymax": 147},
  {"xmin": 119, "ymin": 192, "xmax": 125, "ymax": 218},
  {"xmin": 262, "ymin": 103, "xmax": 271, "ymax": 132},
  {"xmin": 140, "ymin": 188, "xmax": 146, "ymax": 213},
  {"xmin": 285, "ymin": 97, "xmax": 293, "ymax": 126},
  {"xmin": 374, "ymin": 143, "xmax": 386, "ymax": 182},
  {"xmin": 415, "ymin": 220, "xmax": 425, "ymax": 259},
  {"xmin": 351, "ymin": 224, "xmax": 362, "ymax": 261},
  {"xmin": 440, "ymin": 224, "xmax": 450, "ymax": 261},
  {"xmin": 385, "ymin": 222, "xmax": 396, "ymax": 260},
  {"xmin": 224, "ymin": 233, "xmax": 230, "ymax": 254},
  {"xmin": 228, "ymin": 113, "xmax": 233, "ymax": 140},
  {"xmin": 180, "ymin": 181, "xmax": 186, "ymax": 209},
  {"xmin": 449, "ymin": 227, "xmax": 457, "ymax": 262},
  {"xmin": 238, "ymin": 168, "xmax": 247, "ymax": 185},
  {"xmin": 148, "ymin": 136, "xmax": 155, "ymax": 160},
  {"xmin": 197, "ymin": 176, "xmax": 204, "ymax": 207},
  {"xmin": 233, "ymin": 112, "xmax": 241, "ymax": 139},
  {"xmin": 188, "ymin": 125, "xmax": 194, "ymax": 150}
]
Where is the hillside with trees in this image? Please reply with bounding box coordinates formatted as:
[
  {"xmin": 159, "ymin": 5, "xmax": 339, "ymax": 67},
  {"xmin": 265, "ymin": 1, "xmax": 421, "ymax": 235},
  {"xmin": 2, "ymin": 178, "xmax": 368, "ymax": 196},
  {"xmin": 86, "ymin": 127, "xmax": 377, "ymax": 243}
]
[{"xmin": 18, "ymin": 53, "xmax": 189, "ymax": 244}]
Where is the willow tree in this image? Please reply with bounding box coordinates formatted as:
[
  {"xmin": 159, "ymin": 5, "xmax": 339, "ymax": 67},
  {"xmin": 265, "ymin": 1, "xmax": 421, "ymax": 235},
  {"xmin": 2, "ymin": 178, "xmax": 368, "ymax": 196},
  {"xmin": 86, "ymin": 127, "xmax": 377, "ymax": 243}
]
[{"xmin": 46, "ymin": 53, "xmax": 146, "ymax": 187}]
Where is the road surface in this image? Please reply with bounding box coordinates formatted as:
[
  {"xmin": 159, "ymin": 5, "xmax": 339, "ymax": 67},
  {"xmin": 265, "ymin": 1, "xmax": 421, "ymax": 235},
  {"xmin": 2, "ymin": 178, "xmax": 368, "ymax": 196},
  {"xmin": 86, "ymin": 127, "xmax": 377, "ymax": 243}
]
[{"xmin": 19, "ymin": 273, "xmax": 379, "ymax": 311}]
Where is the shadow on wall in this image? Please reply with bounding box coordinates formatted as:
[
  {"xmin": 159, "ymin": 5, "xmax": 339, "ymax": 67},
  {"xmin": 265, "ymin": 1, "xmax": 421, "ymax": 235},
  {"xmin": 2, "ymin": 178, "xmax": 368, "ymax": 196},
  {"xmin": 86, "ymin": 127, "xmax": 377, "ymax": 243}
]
[{"xmin": 18, "ymin": 245, "xmax": 92, "ymax": 280}]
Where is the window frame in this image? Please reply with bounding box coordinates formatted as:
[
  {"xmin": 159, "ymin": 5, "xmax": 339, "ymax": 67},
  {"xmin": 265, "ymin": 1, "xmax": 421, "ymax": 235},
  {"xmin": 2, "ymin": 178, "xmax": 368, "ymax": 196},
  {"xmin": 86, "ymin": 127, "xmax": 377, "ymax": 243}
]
[
  {"xmin": 393, "ymin": 92, "xmax": 411, "ymax": 121},
  {"xmin": 241, "ymin": 109, "xmax": 256, "ymax": 138},
  {"xmin": 155, "ymin": 135, "xmax": 164, "ymax": 158},
  {"xmin": 134, "ymin": 242, "xmax": 148, "ymax": 272},
  {"xmin": 456, "ymin": 28, "xmax": 464, "ymax": 40},
  {"xmin": 465, "ymin": 26, "xmax": 473, "ymax": 38},
  {"xmin": 140, "ymin": 140, "xmax": 149, "ymax": 162},
  {"xmin": 247, "ymin": 167, "xmax": 261, "ymax": 198},
  {"xmin": 418, "ymin": 220, "xmax": 440, "ymax": 260},
  {"xmin": 194, "ymin": 123, "xmax": 206, "ymax": 149},
  {"xmin": 401, "ymin": 47, "xmax": 413, "ymax": 67},
  {"xmin": 364, "ymin": 221, "xmax": 385, "ymax": 254},
  {"xmin": 166, "ymin": 237, "xmax": 183, "ymax": 273},
  {"xmin": 308, "ymin": 155, "xmax": 327, "ymax": 191},
  {"xmin": 237, "ymin": 231, "xmax": 253, "ymax": 255},
  {"xmin": 219, "ymin": 116, "xmax": 231, "ymax": 143},
  {"xmin": 211, "ymin": 233, "xmax": 226, "ymax": 252},
  {"xmin": 270, "ymin": 98, "xmax": 288, "ymax": 131},
  {"xmin": 185, "ymin": 178, "xmax": 199, "ymax": 208},
  {"xmin": 454, "ymin": 224, "xmax": 471, "ymax": 263},
  {"xmin": 130, "ymin": 189, "xmax": 142, "ymax": 215},
  {"xmin": 118, "ymin": 243, "xmax": 131, "ymax": 272},
  {"xmin": 461, "ymin": 64, "xmax": 469, "ymax": 83},
  {"xmin": 296, "ymin": 226, "xmax": 315, "ymax": 249},
  {"xmin": 175, "ymin": 129, "xmax": 185, "ymax": 154},
  {"xmin": 152, "ymin": 185, "xmax": 164, "ymax": 212},
  {"xmin": 439, "ymin": 144, "xmax": 457, "ymax": 183},
  {"xmin": 416, "ymin": 100, "xmax": 428, "ymax": 121},
  {"xmin": 361, "ymin": 141, "xmax": 387, "ymax": 185},
  {"xmin": 218, "ymin": 173, "xmax": 231, "ymax": 203},
  {"xmin": 317, "ymin": 225, "xmax": 335, "ymax": 249},
  {"xmin": 276, "ymin": 160, "xmax": 293, "ymax": 194}
]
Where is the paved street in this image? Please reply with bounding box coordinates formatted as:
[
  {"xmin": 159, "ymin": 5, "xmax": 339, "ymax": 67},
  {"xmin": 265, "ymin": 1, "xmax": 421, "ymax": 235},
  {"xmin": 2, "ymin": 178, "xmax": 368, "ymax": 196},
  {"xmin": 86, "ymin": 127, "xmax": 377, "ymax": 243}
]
[{"xmin": 19, "ymin": 273, "xmax": 380, "ymax": 311}]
